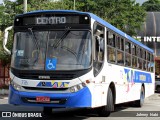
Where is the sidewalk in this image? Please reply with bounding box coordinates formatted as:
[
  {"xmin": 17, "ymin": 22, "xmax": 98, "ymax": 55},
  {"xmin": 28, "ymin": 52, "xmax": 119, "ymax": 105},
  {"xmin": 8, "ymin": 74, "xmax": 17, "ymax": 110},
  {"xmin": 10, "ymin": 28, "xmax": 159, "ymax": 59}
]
[
  {"xmin": 0, "ymin": 89, "xmax": 9, "ymax": 100},
  {"xmin": 0, "ymin": 94, "xmax": 8, "ymax": 99}
]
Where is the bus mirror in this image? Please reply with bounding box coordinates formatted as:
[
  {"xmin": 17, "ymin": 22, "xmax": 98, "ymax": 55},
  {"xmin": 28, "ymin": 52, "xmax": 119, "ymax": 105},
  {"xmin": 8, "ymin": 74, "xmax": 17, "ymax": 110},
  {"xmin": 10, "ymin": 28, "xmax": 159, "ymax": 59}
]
[{"xmin": 3, "ymin": 26, "xmax": 13, "ymax": 55}]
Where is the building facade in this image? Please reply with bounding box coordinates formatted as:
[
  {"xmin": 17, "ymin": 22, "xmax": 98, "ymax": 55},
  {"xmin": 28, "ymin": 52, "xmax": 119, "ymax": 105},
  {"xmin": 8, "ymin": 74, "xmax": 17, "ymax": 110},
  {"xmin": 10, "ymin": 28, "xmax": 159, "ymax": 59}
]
[{"xmin": 137, "ymin": 12, "xmax": 160, "ymax": 75}]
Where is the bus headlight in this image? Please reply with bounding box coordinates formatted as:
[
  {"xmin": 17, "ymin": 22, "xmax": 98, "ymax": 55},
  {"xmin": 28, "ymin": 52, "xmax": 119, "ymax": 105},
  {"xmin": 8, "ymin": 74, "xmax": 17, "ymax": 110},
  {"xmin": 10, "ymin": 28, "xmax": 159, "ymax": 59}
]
[
  {"xmin": 11, "ymin": 81, "xmax": 22, "ymax": 91},
  {"xmin": 70, "ymin": 82, "xmax": 86, "ymax": 93}
]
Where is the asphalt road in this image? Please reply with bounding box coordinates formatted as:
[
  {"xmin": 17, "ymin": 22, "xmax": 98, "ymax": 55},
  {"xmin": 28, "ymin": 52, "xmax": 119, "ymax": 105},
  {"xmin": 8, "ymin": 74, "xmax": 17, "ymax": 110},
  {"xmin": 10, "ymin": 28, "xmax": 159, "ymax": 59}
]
[{"xmin": 0, "ymin": 93, "xmax": 160, "ymax": 120}]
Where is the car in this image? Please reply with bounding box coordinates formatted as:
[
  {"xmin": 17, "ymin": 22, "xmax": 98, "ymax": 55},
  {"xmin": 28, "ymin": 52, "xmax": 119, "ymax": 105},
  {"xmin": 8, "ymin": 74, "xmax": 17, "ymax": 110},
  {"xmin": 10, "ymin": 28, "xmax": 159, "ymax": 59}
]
[{"xmin": 155, "ymin": 75, "xmax": 160, "ymax": 93}]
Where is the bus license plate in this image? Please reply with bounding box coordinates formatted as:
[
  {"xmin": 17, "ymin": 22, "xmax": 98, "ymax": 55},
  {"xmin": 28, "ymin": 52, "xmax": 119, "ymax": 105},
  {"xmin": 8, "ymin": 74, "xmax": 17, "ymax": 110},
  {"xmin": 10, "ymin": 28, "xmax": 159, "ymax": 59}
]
[{"xmin": 36, "ymin": 96, "xmax": 50, "ymax": 102}]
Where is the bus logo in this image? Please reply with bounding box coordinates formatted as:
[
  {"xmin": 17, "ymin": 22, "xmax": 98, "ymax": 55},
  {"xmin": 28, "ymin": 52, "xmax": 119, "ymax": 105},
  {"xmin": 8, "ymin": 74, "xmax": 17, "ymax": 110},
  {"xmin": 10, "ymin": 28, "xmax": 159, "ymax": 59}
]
[
  {"xmin": 41, "ymin": 82, "xmax": 46, "ymax": 86},
  {"xmin": 38, "ymin": 76, "xmax": 50, "ymax": 79}
]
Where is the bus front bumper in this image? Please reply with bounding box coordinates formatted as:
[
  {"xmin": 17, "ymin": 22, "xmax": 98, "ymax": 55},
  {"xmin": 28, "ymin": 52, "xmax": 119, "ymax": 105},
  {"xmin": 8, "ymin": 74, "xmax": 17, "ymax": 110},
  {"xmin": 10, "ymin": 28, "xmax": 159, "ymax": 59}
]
[{"xmin": 8, "ymin": 85, "xmax": 92, "ymax": 108}]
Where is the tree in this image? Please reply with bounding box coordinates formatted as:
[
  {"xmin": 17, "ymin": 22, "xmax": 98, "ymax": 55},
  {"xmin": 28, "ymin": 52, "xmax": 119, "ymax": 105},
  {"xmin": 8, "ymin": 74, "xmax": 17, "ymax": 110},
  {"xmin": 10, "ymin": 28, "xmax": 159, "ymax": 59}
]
[
  {"xmin": 142, "ymin": 0, "xmax": 160, "ymax": 11},
  {"xmin": 0, "ymin": 0, "xmax": 15, "ymax": 66},
  {"xmin": 0, "ymin": 0, "xmax": 146, "ymax": 66},
  {"xmin": 73, "ymin": 0, "xmax": 146, "ymax": 36}
]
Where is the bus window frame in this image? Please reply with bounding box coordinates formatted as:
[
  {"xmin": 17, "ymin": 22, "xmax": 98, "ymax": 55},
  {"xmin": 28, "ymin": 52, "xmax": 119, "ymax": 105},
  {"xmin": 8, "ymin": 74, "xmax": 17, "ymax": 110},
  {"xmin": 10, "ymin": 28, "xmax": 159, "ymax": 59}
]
[{"xmin": 93, "ymin": 22, "xmax": 105, "ymax": 77}]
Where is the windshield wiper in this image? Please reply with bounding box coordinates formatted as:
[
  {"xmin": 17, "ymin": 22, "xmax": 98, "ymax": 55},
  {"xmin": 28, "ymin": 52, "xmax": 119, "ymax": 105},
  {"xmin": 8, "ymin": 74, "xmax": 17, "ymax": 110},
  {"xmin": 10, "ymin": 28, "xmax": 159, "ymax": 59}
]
[
  {"xmin": 28, "ymin": 28, "xmax": 40, "ymax": 65},
  {"xmin": 53, "ymin": 27, "xmax": 71, "ymax": 48},
  {"xmin": 28, "ymin": 28, "xmax": 39, "ymax": 51}
]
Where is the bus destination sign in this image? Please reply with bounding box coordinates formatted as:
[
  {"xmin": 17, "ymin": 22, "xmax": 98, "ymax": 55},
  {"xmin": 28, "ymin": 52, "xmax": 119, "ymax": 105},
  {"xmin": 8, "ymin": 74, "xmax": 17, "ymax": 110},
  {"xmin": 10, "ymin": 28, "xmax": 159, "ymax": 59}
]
[
  {"xmin": 14, "ymin": 14, "xmax": 90, "ymax": 26},
  {"xmin": 36, "ymin": 17, "xmax": 66, "ymax": 24}
]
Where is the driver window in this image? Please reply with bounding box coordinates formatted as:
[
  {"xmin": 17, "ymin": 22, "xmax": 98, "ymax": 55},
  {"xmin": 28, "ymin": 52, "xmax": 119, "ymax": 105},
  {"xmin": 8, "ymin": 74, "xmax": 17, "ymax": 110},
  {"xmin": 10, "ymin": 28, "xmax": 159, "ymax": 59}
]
[{"xmin": 93, "ymin": 23, "xmax": 105, "ymax": 76}]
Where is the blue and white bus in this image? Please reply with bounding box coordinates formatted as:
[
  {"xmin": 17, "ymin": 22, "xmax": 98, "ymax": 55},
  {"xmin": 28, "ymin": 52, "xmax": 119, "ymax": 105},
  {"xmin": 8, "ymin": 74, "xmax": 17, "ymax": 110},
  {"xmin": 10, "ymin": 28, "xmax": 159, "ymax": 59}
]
[{"xmin": 4, "ymin": 10, "xmax": 155, "ymax": 116}]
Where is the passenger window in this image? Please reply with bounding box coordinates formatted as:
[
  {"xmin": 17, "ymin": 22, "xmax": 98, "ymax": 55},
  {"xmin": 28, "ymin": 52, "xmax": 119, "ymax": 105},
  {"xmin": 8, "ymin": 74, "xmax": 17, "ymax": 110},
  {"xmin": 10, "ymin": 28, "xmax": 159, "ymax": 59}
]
[
  {"xmin": 132, "ymin": 56, "xmax": 137, "ymax": 68},
  {"xmin": 117, "ymin": 50, "xmax": 124, "ymax": 65},
  {"xmin": 137, "ymin": 47, "xmax": 140, "ymax": 57},
  {"xmin": 138, "ymin": 58, "xmax": 143, "ymax": 69},
  {"xmin": 132, "ymin": 44, "xmax": 136, "ymax": 56},
  {"xmin": 150, "ymin": 55, "xmax": 154, "ymax": 72},
  {"xmin": 93, "ymin": 23, "xmax": 105, "ymax": 76},
  {"xmin": 117, "ymin": 37, "xmax": 124, "ymax": 50},
  {"xmin": 108, "ymin": 47, "xmax": 116, "ymax": 63},
  {"xmin": 125, "ymin": 41, "xmax": 131, "ymax": 53},
  {"xmin": 125, "ymin": 53, "xmax": 131, "ymax": 66},
  {"xmin": 143, "ymin": 50, "xmax": 146, "ymax": 59},
  {"xmin": 107, "ymin": 31, "xmax": 115, "ymax": 47},
  {"xmin": 143, "ymin": 60, "xmax": 147, "ymax": 70},
  {"xmin": 117, "ymin": 37, "xmax": 120, "ymax": 49}
]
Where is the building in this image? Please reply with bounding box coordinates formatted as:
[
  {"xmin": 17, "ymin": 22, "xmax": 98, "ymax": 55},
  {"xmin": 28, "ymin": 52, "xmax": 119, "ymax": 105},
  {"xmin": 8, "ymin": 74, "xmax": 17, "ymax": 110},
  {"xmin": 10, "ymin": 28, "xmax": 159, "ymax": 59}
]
[{"xmin": 137, "ymin": 12, "xmax": 160, "ymax": 75}]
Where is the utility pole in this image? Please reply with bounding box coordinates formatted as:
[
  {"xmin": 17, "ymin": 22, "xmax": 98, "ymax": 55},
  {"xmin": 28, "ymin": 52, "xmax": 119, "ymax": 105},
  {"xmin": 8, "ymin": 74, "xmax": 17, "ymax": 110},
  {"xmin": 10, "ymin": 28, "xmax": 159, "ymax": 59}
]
[
  {"xmin": 24, "ymin": 0, "xmax": 27, "ymax": 13},
  {"xmin": 74, "ymin": 0, "xmax": 75, "ymax": 10}
]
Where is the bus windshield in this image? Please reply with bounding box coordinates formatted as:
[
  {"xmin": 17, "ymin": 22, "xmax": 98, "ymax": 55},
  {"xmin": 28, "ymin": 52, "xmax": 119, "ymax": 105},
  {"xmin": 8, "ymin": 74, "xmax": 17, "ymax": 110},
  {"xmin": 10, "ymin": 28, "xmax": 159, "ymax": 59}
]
[{"xmin": 11, "ymin": 30, "xmax": 92, "ymax": 70}]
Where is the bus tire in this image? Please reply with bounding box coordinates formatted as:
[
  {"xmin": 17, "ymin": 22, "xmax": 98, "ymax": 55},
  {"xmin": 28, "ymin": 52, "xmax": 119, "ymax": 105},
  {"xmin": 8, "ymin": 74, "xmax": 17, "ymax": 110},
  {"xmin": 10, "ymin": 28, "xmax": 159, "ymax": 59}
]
[
  {"xmin": 97, "ymin": 87, "xmax": 114, "ymax": 117},
  {"xmin": 43, "ymin": 107, "xmax": 52, "ymax": 115},
  {"xmin": 135, "ymin": 86, "xmax": 145, "ymax": 107}
]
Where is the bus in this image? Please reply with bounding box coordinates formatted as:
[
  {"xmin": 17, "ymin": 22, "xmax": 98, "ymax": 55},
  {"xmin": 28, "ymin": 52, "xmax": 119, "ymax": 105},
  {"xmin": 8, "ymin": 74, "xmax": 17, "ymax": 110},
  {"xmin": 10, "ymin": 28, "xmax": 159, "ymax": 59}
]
[{"xmin": 3, "ymin": 10, "xmax": 155, "ymax": 116}]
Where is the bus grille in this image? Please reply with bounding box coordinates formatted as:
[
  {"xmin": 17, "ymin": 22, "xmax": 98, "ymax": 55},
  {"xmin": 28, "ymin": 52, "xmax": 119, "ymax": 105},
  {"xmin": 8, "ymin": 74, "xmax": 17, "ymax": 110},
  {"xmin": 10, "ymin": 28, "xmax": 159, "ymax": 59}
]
[
  {"xmin": 18, "ymin": 73, "xmax": 75, "ymax": 80},
  {"xmin": 11, "ymin": 68, "xmax": 91, "ymax": 80},
  {"xmin": 22, "ymin": 86, "xmax": 68, "ymax": 91}
]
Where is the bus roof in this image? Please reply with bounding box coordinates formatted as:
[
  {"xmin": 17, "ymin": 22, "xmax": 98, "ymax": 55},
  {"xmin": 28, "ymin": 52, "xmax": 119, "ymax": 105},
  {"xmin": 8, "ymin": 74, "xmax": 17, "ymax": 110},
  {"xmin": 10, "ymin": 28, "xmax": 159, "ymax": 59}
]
[{"xmin": 22, "ymin": 10, "xmax": 154, "ymax": 53}]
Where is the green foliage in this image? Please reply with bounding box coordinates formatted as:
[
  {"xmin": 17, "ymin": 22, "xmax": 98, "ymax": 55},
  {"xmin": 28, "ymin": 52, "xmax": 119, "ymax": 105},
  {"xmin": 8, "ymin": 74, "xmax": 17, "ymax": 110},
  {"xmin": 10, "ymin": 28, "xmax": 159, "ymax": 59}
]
[
  {"xmin": 67, "ymin": 0, "xmax": 146, "ymax": 36},
  {"xmin": 0, "ymin": 0, "xmax": 146, "ymax": 65},
  {"xmin": 142, "ymin": 0, "xmax": 160, "ymax": 11}
]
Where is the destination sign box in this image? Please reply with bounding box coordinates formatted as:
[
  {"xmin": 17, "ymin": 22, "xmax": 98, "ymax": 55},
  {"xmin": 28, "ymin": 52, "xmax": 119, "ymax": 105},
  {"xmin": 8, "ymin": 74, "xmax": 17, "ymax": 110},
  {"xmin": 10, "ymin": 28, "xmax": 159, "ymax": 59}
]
[{"xmin": 14, "ymin": 14, "xmax": 90, "ymax": 26}]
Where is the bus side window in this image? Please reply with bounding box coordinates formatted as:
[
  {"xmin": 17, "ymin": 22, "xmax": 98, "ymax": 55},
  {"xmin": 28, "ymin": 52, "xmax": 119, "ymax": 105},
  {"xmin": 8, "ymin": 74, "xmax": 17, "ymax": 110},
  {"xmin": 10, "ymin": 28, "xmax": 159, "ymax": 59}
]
[
  {"xmin": 147, "ymin": 52, "xmax": 150, "ymax": 71},
  {"xmin": 108, "ymin": 47, "xmax": 116, "ymax": 62},
  {"xmin": 132, "ymin": 44, "xmax": 137, "ymax": 68},
  {"xmin": 93, "ymin": 23, "xmax": 105, "ymax": 76},
  {"xmin": 125, "ymin": 40, "xmax": 131, "ymax": 66},
  {"xmin": 117, "ymin": 38, "xmax": 124, "ymax": 65},
  {"xmin": 151, "ymin": 55, "xmax": 154, "ymax": 72},
  {"xmin": 107, "ymin": 31, "xmax": 115, "ymax": 47},
  {"xmin": 107, "ymin": 31, "xmax": 116, "ymax": 63}
]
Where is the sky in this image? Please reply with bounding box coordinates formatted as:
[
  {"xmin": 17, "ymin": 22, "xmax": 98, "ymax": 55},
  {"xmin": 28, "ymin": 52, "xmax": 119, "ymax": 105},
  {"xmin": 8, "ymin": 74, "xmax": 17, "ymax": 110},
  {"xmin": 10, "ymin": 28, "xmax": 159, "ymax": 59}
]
[
  {"xmin": 135, "ymin": 0, "xmax": 148, "ymax": 5},
  {"xmin": 0, "ymin": 0, "xmax": 16, "ymax": 4},
  {"xmin": 0, "ymin": 0, "xmax": 148, "ymax": 5}
]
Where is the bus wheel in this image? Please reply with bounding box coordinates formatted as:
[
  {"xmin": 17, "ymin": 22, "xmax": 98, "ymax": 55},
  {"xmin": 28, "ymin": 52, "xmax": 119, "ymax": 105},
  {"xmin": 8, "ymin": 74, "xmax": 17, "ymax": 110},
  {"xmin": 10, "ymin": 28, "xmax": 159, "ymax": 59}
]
[
  {"xmin": 135, "ymin": 86, "xmax": 145, "ymax": 107},
  {"xmin": 43, "ymin": 107, "xmax": 52, "ymax": 115},
  {"xmin": 97, "ymin": 88, "xmax": 114, "ymax": 117}
]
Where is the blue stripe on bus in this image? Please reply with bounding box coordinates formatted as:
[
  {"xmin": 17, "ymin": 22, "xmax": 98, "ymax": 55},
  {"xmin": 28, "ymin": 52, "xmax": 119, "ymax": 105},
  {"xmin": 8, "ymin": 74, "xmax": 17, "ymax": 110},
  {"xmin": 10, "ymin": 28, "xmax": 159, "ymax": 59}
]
[
  {"xmin": 8, "ymin": 85, "xmax": 92, "ymax": 108},
  {"xmin": 124, "ymin": 68, "xmax": 152, "ymax": 83},
  {"xmin": 20, "ymin": 10, "xmax": 154, "ymax": 53}
]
